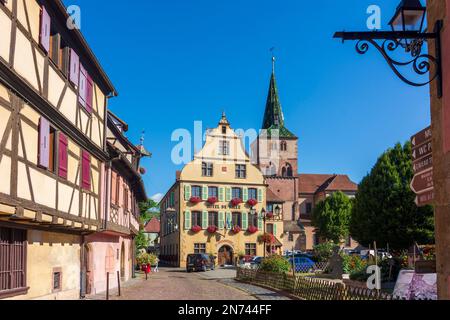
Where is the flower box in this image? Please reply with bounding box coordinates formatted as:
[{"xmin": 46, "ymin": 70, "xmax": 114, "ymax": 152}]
[
  {"xmin": 231, "ymin": 198, "xmax": 243, "ymax": 207},
  {"xmin": 266, "ymin": 212, "xmax": 274, "ymax": 219},
  {"xmin": 189, "ymin": 196, "xmax": 202, "ymax": 204},
  {"xmin": 247, "ymin": 226, "xmax": 258, "ymax": 234},
  {"xmin": 207, "ymin": 197, "xmax": 218, "ymax": 204},
  {"xmin": 207, "ymin": 226, "xmax": 218, "ymax": 234},
  {"xmin": 258, "ymin": 233, "xmax": 275, "ymax": 244},
  {"xmin": 232, "ymin": 226, "xmax": 242, "ymax": 234},
  {"xmin": 191, "ymin": 225, "xmax": 202, "ymax": 233},
  {"xmin": 247, "ymin": 199, "xmax": 258, "ymax": 207}
]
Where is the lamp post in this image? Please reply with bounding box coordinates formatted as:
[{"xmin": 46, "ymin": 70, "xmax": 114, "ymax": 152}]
[
  {"xmin": 261, "ymin": 208, "xmax": 266, "ymax": 258},
  {"xmin": 334, "ymin": 0, "xmax": 442, "ymax": 96}
]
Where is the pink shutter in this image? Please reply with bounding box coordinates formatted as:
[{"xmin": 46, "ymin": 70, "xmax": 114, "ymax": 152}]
[
  {"xmin": 39, "ymin": 6, "xmax": 51, "ymax": 53},
  {"xmin": 79, "ymin": 64, "xmax": 87, "ymax": 108},
  {"xmin": 86, "ymin": 74, "xmax": 93, "ymax": 113},
  {"xmin": 69, "ymin": 49, "xmax": 80, "ymax": 86},
  {"xmin": 81, "ymin": 150, "xmax": 91, "ymax": 190},
  {"xmin": 38, "ymin": 117, "xmax": 50, "ymax": 168},
  {"xmin": 111, "ymin": 171, "xmax": 117, "ymax": 204},
  {"xmin": 58, "ymin": 133, "xmax": 68, "ymax": 179}
]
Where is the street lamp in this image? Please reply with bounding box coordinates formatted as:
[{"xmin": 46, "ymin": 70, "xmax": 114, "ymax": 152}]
[
  {"xmin": 334, "ymin": 0, "xmax": 442, "ymax": 97},
  {"xmin": 261, "ymin": 208, "xmax": 267, "ymax": 258},
  {"xmin": 274, "ymin": 205, "xmax": 281, "ymax": 218}
]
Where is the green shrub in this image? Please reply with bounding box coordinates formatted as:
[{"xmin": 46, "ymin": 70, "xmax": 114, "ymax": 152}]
[
  {"xmin": 137, "ymin": 252, "xmax": 157, "ymax": 266},
  {"xmin": 342, "ymin": 254, "xmax": 367, "ymax": 274},
  {"xmin": 259, "ymin": 255, "xmax": 291, "ymax": 274},
  {"xmin": 313, "ymin": 241, "xmax": 338, "ymax": 262}
]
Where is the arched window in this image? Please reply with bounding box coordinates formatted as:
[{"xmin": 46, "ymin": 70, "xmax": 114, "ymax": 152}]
[
  {"xmin": 281, "ymin": 141, "xmax": 287, "ymax": 151},
  {"xmin": 282, "ymin": 163, "xmax": 293, "ymax": 177}
]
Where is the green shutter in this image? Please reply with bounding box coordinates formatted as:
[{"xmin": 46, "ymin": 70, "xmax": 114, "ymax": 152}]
[
  {"xmin": 184, "ymin": 210, "xmax": 191, "ymax": 230},
  {"xmin": 242, "ymin": 212, "xmax": 248, "ymax": 230},
  {"xmin": 202, "ymin": 211, "xmax": 209, "ymax": 229},
  {"xmin": 218, "ymin": 211, "xmax": 225, "ymax": 229},
  {"xmin": 273, "ymin": 223, "xmax": 277, "ymax": 236},
  {"xmin": 184, "ymin": 185, "xmax": 191, "ymax": 201},
  {"xmin": 170, "ymin": 191, "xmax": 175, "ymax": 206},
  {"xmin": 225, "ymin": 187, "xmax": 232, "ymax": 202},
  {"xmin": 257, "ymin": 188, "xmax": 263, "ymax": 202},
  {"xmin": 219, "ymin": 187, "xmax": 225, "ymax": 202},
  {"xmin": 242, "ymin": 188, "xmax": 248, "ymax": 202},
  {"xmin": 202, "ymin": 185, "xmax": 208, "ymax": 200},
  {"xmin": 258, "ymin": 212, "xmax": 263, "ymax": 230},
  {"xmin": 226, "ymin": 211, "xmax": 232, "ymax": 229}
]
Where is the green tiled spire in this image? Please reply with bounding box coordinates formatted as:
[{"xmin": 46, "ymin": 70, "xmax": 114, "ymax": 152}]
[{"xmin": 261, "ymin": 61, "xmax": 296, "ymax": 139}]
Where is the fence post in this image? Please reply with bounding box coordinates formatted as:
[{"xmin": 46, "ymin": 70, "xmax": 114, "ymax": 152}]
[
  {"xmin": 117, "ymin": 271, "xmax": 121, "ymax": 297},
  {"xmin": 106, "ymin": 272, "xmax": 109, "ymax": 300}
]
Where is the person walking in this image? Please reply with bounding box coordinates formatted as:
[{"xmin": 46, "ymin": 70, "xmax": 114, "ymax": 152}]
[{"xmin": 154, "ymin": 257, "xmax": 160, "ymax": 273}]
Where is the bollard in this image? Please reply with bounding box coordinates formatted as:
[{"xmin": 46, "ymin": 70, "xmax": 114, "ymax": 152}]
[
  {"xmin": 117, "ymin": 271, "xmax": 121, "ymax": 297},
  {"xmin": 106, "ymin": 272, "xmax": 109, "ymax": 300}
]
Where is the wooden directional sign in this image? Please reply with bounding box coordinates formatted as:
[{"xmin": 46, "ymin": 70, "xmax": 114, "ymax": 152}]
[
  {"xmin": 413, "ymin": 154, "xmax": 433, "ymax": 174},
  {"xmin": 415, "ymin": 189, "xmax": 435, "ymax": 207},
  {"xmin": 412, "ymin": 140, "xmax": 432, "ymax": 161},
  {"xmin": 411, "ymin": 127, "xmax": 434, "ymax": 207},
  {"xmin": 411, "ymin": 126, "xmax": 432, "ymax": 148},
  {"xmin": 410, "ymin": 168, "xmax": 434, "ymax": 194}
]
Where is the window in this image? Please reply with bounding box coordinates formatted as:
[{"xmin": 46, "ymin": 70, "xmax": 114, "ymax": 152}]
[
  {"xmin": 222, "ymin": 126, "xmax": 227, "ymax": 134},
  {"xmin": 266, "ymin": 224, "xmax": 274, "ymax": 235},
  {"xmin": 281, "ymin": 141, "xmax": 287, "ymax": 151},
  {"xmin": 202, "ymin": 162, "xmax": 213, "ymax": 177},
  {"xmin": 123, "ymin": 187, "xmax": 129, "ymax": 212},
  {"xmin": 49, "ymin": 26, "xmax": 60, "ymax": 66},
  {"xmin": 0, "ymin": 227, "xmax": 27, "ymax": 298},
  {"xmin": 288, "ymin": 233, "xmax": 294, "ymax": 242},
  {"xmin": 52, "ymin": 268, "xmax": 62, "ymax": 292},
  {"xmin": 306, "ymin": 203, "xmax": 312, "ymax": 214},
  {"xmin": 232, "ymin": 188, "xmax": 242, "ymax": 200},
  {"xmin": 248, "ymin": 188, "xmax": 257, "ymax": 200},
  {"xmin": 282, "ymin": 163, "xmax": 293, "ymax": 177},
  {"xmin": 232, "ymin": 213, "xmax": 241, "ymax": 227},
  {"xmin": 245, "ymin": 244, "xmax": 257, "ymax": 256},
  {"xmin": 235, "ymin": 164, "xmax": 246, "ymax": 179},
  {"xmin": 208, "ymin": 212, "xmax": 218, "ymax": 227},
  {"xmin": 314, "ymin": 233, "xmax": 320, "ymax": 246},
  {"xmin": 59, "ymin": 39, "xmax": 70, "ymax": 76},
  {"xmin": 218, "ymin": 140, "xmax": 230, "ymax": 156},
  {"xmin": 38, "ymin": 117, "xmax": 56, "ymax": 173},
  {"xmin": 191, "ymin": 212, "xmax": 202, "ymax": 227},
  {"xmin": 249, "ymin": 213, "xmax": 258, "ymax": 227},
  {"xmin": 208, "ymin": 187, "xmax": 218, "ymax": 198},
  {"xmin": 194, "ymin": 244, "xmax": 206, "ymax": 254},
  {"xmin": 191, "ymin": 186, "xmax": 201, "ymax": 198}
]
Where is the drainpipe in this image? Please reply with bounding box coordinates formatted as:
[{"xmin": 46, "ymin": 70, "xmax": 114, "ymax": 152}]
[{"xmin": 80, "ymin": 234, "xmax": 86, "ymax": 299}]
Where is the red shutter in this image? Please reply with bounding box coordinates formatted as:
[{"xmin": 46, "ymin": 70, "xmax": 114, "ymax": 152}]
[
  {"xmin": 69, "ymin": 49, "xmax": 80, "ymax": 86},
  {"xmin": 81, "ymin": 150, "xmax": 91, "ymax": 190},
  {"xmin": 38, "ymin": 117, "xmax": 50, "ymax": 168},
  {"xmin": 79, "ymin": 64, "xmax": 87, "ymax": 108},
  {"xmin": 86, "ymin": 74, "xmax": 93, "ymax": 113},
  {"xmin": 39, "ymin": 6, "xmax": 51, "ymax": 53},
  {"xmin": 58, "ymin": 133, "xmax": 68, "ymax": 179}
]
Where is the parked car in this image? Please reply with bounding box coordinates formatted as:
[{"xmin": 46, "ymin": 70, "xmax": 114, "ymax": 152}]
[
  {"xmin": 288, "ymin": 257, "xmax": 316, "ymax": 273},
  {"xmin": 186, "ymin": 254, "xmax": 215, "ymax": 272},
  {"xmin": 250, "ymin": 256, "xmax": 264, "ymax": 269}
]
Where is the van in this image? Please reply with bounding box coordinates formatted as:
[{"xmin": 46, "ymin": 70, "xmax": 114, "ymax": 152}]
[{"xmin": 186, "ymin": 254, "xmax": 215, "ymax": 272}]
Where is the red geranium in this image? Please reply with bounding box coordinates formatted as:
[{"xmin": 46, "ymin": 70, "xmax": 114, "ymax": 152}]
[
  {"xmin": 207, "ymin": 226, "xmax": 218, "ymax": 234},
  {"xmin": 247, "ymin": 199, "xmax": 258, "ymax": 207},
  {"xmin": 266, "ymin": 212, "xmax": 274, "ymax": 219},
  {"xmin": 232, "ymin": 226, "xmax": 242, "ymax": 234},
  {"xmin": 191, "ymin": 225, "xmax": 202, "ymax": 233},
  {"xmin": 247, "ymin": 226, "xmax": 258, "ymax": 234},
  {"xmin": 258, "ymin": 233, "xmax": 275, "ymax": 244},
  {"xmin": 207, "ymin": 197, "xmax": 218, "ymax": 204},
  {"xmin": 231, "ymin": 198, "xmax": 243, "ymax": 207},
  {"xmin": 189, "ymin": 196, "xmax": 202, "ymax": 204}
]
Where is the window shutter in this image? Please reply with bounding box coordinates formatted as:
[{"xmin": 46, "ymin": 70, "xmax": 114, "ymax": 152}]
[
  {"xmin": 202, "ymin": 211, "xmax": 208, "ymax": 229},
  {"xmin": 81, "ymin": 150, "xmax": 91, "ymax": 190},
  {"xmin": 258, "ymin": 212, "xmax": 263, "ymax": 230},
  {"xmin": 170, "ymin": 192, "xmax": 174, "ymax": 207},
  {"xmin": 257, "ymin": 188, "xmax": 263, "ymax": 203},
  {"xmin": 38, "ymin": 117, "xmax": 50, "ymax": 168},
  {"xmin": 111, "ymin": 171, "xmax": 117, "ymax": 204},
  {"xmin": 225, "ymin": 212, "xmax": 232, "ymax": 229},
  {"xmin": 79, "ymin": 64, "xmax": 87, "ymax": 108},
  {"xmin": 273, "ymin": 223, "xmax": 277, "ymax": 237},
  {"xmin": 69, "ymin": 49, "xmax": 80, "ymax": 86},
  {"xmin": 184, "ymin": 210, "xmax": 191, "ymax": 230},
  {"xmin": 202, "ymin": 185, "xmax": 208, "ymax": 201},
  {"xmin": 218, "ymin": 187, "xmax": 224, "ymax": 202},
  {"xmin": 86, "ymin": 74, "xmax": 93, "ymax": 113},
  {"xmin": 242, "ymin": 187, "xmax": 248, "ymax": 202},
  {"xmin": 242, "ymin": 212, "xmax": 248, "ymax": 230},
  {"xmin": 39, "ymin": 6, "xmax": 51, "ymax": 53},
  {"xmin": 58, "ymin": 133, "xmax": 68, "ymax": 179},
  {"xmin": 184, "ymin": 185, "xmax": 191, "ymax": 201},
  {"xmin": 218, "ymin": 211, "xmax": 225, "ymax": 229},
  {"xmin": 225, "ymin": 187, "xmax": 232, "ymax": 202}
]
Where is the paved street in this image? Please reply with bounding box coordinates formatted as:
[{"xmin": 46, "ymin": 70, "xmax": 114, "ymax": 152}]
[{"xmin": 88, "ymin": 267, "xmax": 290, "ymax": 300}]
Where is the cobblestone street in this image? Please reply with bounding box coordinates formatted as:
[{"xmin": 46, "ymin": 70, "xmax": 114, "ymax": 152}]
[{"xmin": 87, "ymin": 267, "xmax": 290, "ymax": 300}]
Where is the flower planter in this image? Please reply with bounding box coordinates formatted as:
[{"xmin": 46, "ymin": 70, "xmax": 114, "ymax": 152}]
[
  {"xmin": 207, "ymin": 226, "xmax": 218, "ymax": 234},
  {"xmin": 266, "ymin": 212, "xmax": 274, "ymax": 219},
  {"xmin": 207, "ymin": 197, "xmax": 218, "ymax": 205},
  {"xmin": 189, "ymin": 196, "xmax": 202, "ymax": 204},
  {"xmin": 191, "ymin": 225, "xmax": 202, "ymax": 233},
  {"xmin": 247, "ymin": 199, "xmax": 258, "ymax": 207},
  {"xmin": 231, "ymin": 198, "xmax": 243, "ymax": 207},
  {"xmin": 258, "ymin": 233, "xmax": 275, "ymax": 244},
  {"xmin": 247, "ymin": 226, "xmax": 258, "ymax": 234},
  {"xmin": 232, "ymin": 226, "xmax": 242, "ymax": 234}
]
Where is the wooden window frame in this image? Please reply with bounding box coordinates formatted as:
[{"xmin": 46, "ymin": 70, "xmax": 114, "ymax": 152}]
[
  {"xmin": 235, "ymin": 164, "xmax": 246, "ymax": 179},
  {"xmin": 245, "ymin": 243, "xmax": 257, "ymax": 256},
  {"xmin": 191, "ymin": 212, "xmax": 202, "ymax": 227},
  {"xmin": 208, "ymin": 212, "xmax": 218, "ymax": 227},
  {"xmin": 231, "ymin": 187, "xmax": 242, "ymax": 200},
  {"xmin": 232, "ymin": 212, "xmax": 242, "ymax": 228},
  {"xmin": 191, "ymin": 186, "xmax": 201, "ymax": 198},
  {"xmin": 52, "ymin": 267, "xmax": 62, "ymax": 293},
  {"xmin": 194, "ymin": 243, "xmax": 206, "ymax": 254},
  {"xmin": 248, "ymin": 188, "xmax": 257, "ymax": 200}
]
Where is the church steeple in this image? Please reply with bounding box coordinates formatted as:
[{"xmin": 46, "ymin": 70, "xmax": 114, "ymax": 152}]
[{"xmin": 261, "ymin": 57, "xmax": 296, "ymax": 138}]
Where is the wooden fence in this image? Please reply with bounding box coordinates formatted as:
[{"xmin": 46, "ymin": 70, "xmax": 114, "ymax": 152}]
[{"xmin": 236, "ymin": 268, "xmax": 395, "ymax": 300}]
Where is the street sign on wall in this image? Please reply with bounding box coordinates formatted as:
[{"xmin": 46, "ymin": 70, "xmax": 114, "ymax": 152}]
[{"xmin": 411, "ymin": 127, "xmax": 434, "ymax": 207}]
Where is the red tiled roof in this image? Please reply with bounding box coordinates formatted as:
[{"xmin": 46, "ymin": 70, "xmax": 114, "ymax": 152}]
[
  {"xmin": 144, "ymin": 217, "xmax": 160, "ymax": 233},
  {"xmin": 298, "ymin": 174, "xmax": 358, "ymax": 195}
]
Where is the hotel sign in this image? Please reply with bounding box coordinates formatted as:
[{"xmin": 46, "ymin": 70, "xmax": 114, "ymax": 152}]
[{"xmin": 411, "ymin": 127, "xmax": 434, "ymax": 206}]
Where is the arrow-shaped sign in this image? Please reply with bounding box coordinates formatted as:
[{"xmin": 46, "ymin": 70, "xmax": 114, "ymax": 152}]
[
  {"xmin": 413, "ymin": 154, "xmax": 433, "ymax": 174},
  {"xmin": 412, "ymin": 141, "xmax": 432, "ymax": 161},
  {"xmin": 410, "ymin": 168, "xmax": 434, "ymax": 195},
  {"xmin": 415, "ymin": 190, "xmax": 434, "ymax": 207},
  {"xmin": 411, "ymin": 126, "xmax": 432, "ymax": 147}
]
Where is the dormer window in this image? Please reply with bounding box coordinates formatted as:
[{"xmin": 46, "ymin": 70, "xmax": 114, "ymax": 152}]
[
  {"xmin": 218, "ymin": 140, "xmax": 230, "ymax": 156},
  {"xmin": 222, "ymin": 126, "xmax": 227, "ymax": 134}
]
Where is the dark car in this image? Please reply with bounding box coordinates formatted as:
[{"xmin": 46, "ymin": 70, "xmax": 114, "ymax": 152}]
[{"xmin": 186, "ymin": 254, "xmax": 215, "ymax": 272}]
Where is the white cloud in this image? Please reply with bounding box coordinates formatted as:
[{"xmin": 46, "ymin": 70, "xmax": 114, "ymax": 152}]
[{"xmin": 150, "ymin": 193, "xmax": 164, "ymax": 203}]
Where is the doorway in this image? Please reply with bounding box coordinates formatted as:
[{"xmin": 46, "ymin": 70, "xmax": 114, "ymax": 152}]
[
  {"xmin": 218, "ymin": 245, "xmax": 234, "ymax": 266},
  {"xmin": 83, "ymin": 244, "xmax": 93, "ymax": 295}
]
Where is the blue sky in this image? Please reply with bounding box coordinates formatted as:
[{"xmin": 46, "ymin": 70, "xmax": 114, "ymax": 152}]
[{"xmin": 64, "ymin": 0, "xmax": 431, "ymax": 201}]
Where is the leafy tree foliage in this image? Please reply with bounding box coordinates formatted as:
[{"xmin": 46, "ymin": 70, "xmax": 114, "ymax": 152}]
[
  {"xmin": 350, "ymin": 142, "xmax": 434, "ymax": 250},
  {"xmin": 139, "ymin": 199, "xmax": 160, "ymax": 225},
  {"xmin": 312, "ymin": 191, "xmax": 353, "ymax": 243}
]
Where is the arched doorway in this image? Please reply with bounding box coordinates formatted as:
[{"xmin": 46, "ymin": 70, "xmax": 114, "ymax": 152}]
[
  {"xmin": 84, "ymin": 244, "xmax": 93, "ymax": 295},
  {"xmin": 218, "ymin": 245, "xmax": 234, "ymax": 266},
  {"xmin": 120, "ymin": 242, "xmax": 125, "ymax": 279}
]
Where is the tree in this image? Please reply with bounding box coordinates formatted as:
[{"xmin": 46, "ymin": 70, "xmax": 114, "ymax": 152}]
[
  {"xmin": 135, "ymin": 229, "xmax": 150, "ymax": 251},
  {"xmin": 350, "ymin": 142, "xmax": 435, "ymax": 250},
  {"xmin": 139, "ymin": 199, "xmax": 160, "ymax": 225},
  {"xmin": 312, "ymin": 191, "xmax": 353, "ymax": 244}
]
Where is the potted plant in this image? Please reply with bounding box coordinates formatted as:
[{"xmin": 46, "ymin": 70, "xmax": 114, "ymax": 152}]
[
  {"xmin": 266, "ymin": 212, "xmax": 274, "ymax": 219},
  {"xmin": 258, "ymin": 233, "xmax": 275, "ymax": 244},
  {"xmin": 247, "ymin": 225, "xmax": 258, "ymax": 234},
  {"xmin": 231, "ymin": 198, "xmax": 242, "ymax": 207},
  {"xmin": 207, "ymin": 225, "xmax": 218, "ymax": 234},
  {"xmin": 231, "ymin": 225, "xmax": 242, "ymax": 234},
  {"xmin": 207, "ymin": 197, "xmax": 218, "ymax": 204},
  {"xmin": 189, "ymin": 196, "xmax": 202, "ymax": 204},
  {"xmin": 191, "ymin": 225, "xmax": 202, "ymax": 233},
  {"xmin": 247, "ymin": 199, "xmax": 258, "ymax": 207}
]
